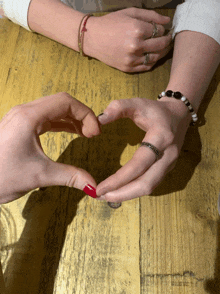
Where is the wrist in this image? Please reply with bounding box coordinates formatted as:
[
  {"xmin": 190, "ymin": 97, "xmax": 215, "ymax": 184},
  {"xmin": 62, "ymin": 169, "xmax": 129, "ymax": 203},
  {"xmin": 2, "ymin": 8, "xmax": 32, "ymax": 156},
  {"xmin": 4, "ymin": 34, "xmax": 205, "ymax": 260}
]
[
  {"xmin": 28, "ymin": 0, "xmax": 85, "ymax": 52},
  {"xmin": 82, "ymin": 15, "xmax": 99, "ymax": 58},
  {"xmin": 158, "ymin": 90, "xmax": 199, "ymax": 126},
  {"xmin": 158, "ymin": 96, "xmax": 191, "ymax": 122},
  {"xmin": 164, "ymin": 85, "xmax": 201, "ymax": 113},
  {"xmin": 78, "ymin": 14, "xmax": 94, "ymax": 56}
]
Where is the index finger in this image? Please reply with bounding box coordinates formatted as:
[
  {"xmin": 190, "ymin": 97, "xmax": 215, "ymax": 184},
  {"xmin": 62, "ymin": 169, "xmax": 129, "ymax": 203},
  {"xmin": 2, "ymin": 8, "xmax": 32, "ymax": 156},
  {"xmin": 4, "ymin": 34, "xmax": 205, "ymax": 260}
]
[
  {"xmin": 96, "ymin": 128, "xmax": 171, "ymax": 197},
  {"xmin": 98, "ymin": 144, "xmax": 177, "ymax": 202},
  {"xmin": 24, "ymin": 92, "xmax": 101, "ymax": 137}
]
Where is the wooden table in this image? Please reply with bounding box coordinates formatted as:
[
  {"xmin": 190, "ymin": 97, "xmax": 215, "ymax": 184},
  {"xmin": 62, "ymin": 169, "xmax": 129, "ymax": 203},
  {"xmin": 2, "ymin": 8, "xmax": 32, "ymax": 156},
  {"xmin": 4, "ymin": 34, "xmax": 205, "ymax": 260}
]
[{"xmin": 0, "ymin": 9, "xmax": 220, "ymax": 294}]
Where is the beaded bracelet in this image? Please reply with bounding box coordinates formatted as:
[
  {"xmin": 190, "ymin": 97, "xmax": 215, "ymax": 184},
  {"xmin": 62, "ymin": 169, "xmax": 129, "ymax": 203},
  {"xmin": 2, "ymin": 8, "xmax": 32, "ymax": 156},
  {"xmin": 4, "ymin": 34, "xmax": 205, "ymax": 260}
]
[
  {"xmin": 78, "ymin": 13, "xmax": 93, "ymax": 57},
  {"xmin": 157, "ymin": 90, "xmax": 198, "ymax": 126}
]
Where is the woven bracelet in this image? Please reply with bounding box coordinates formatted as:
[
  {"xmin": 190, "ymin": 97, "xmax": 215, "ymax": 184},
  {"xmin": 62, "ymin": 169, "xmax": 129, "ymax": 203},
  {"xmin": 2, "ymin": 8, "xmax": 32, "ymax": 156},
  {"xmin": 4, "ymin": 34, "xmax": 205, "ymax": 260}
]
[
  {"xmin": 157, "ymin": 90, "xmax": 198, "ymax": 126},
  {"xmin": 78, "ymin": 13, "xmax": 93, "ymax": 57}
]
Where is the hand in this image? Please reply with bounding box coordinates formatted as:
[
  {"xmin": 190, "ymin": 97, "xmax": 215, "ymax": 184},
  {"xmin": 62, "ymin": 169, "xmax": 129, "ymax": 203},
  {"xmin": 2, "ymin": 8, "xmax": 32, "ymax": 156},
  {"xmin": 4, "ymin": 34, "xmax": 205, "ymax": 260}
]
[
  {"xmin": 96, "ymin": 97, "xmax": 192, "ymax": 202},
  {"xmin": 0, "ymin": 92, "xmax": 101, "ymax": 204},
  {"xmin": 84, "ymin": 7, "xmax": 172, "ymax": 73}
]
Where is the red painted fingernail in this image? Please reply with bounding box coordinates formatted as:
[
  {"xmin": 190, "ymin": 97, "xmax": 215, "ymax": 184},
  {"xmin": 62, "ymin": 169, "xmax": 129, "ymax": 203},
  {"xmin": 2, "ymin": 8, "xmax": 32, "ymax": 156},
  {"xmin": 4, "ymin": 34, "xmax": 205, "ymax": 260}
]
[{"xmin": 83, "ymin": 184, "xmax": 97, "ymax": 198}]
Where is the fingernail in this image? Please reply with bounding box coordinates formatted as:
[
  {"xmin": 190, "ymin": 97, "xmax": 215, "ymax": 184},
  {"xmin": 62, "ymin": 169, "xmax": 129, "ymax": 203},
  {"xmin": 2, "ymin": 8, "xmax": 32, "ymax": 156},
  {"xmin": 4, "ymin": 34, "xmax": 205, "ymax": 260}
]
[
  {"xmin": 98, "ymin": 113, "xmax": 104, "ymax": 117},
  {"xmin": 83, "ymin": 184, "xmax": 97, "ymax": 198}
]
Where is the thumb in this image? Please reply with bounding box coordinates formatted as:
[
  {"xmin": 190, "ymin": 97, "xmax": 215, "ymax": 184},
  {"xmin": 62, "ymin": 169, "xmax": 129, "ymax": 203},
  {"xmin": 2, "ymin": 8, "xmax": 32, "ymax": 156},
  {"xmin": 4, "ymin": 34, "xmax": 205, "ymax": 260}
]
[
  {"xmin": 40, "ymin": 161, "xmax": 98, "ymax": 198},
  {"xmin": 98, "ymin": 99, "xmax": 137, "ymax": 125}
]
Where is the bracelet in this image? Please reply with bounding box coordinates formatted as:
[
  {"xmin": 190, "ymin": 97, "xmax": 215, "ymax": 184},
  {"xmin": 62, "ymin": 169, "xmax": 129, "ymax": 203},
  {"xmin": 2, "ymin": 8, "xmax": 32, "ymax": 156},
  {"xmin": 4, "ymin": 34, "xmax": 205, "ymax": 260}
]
[
  {"xmin": 157, "ymin": 90, "xmax": 198, "ymax": 126},
  {"xmin": 78, "ymin": 13, "xmax": 93, "ymax": 57}
]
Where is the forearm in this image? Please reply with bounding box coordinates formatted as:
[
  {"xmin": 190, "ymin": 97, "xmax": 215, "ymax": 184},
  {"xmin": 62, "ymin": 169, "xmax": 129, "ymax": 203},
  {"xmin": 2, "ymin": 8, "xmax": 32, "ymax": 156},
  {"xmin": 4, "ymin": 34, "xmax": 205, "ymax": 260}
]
[
  {"xmin": 28, "ymin": 0, "xmax": 85, "ymax": 52},
  {"xmin": 163, "ymin": 31, "xmax": 220, "ymax": 113}
]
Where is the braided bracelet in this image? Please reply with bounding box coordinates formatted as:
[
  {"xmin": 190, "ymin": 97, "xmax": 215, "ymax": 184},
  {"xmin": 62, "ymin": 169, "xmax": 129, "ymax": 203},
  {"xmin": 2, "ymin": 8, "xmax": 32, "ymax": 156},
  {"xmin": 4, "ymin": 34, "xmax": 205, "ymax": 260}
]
[
  {"xmin": 157, "ymin": 90, "xmax": 198, "ymax": 126},
  {"xmin": 78, "ymin": 13, "xmax": 93, "ymax": 57}
]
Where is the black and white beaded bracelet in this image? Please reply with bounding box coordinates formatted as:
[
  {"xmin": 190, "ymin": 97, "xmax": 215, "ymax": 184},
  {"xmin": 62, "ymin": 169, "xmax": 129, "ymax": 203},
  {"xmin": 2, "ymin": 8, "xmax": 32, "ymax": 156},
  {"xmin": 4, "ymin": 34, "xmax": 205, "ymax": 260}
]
[{"xmin": 157, "ymin": 90, "xmax": 198, "ymax": 126}]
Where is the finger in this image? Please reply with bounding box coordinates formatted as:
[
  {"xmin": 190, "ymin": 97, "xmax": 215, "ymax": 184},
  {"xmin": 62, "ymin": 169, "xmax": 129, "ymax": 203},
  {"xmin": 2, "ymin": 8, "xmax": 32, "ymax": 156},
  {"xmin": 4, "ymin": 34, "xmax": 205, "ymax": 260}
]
[
  {"xmin": 39, "ymin": 159, "xmax": 98, "ymax": 198},
  {"xmin": 129, "ymin": 44, "xmax": 173, "ymax": 73},
  {"xmin": 143, "ymin": 34, "xmax": 172, "ymax": 53},
  {"xmin": 98, "ymin": 145, "xmax": 178, "ymax": 202},
  {"xmin": 130, "ymin": 42, "xmax": 173, "ymax": 68},
  {"xmin": 25, "ymin": 92, "xmax": 101, "ymax": 138},
  {"xmin": 125, "ymin": 7, "xmax": 171, "ymax": 25},
  {"xmin": 141, "ymin": 21, "xmax": 166, "ymax": 39},
  {"xmin": 136, "ymin": 45, "xmax": 172, "ymax": 72},
  {"xmin": 98, "ymin": 98, "xmax": 140, "ymax": 125},
  {"xmin": 96, "ymin": 128, "xmax": 172, "ymax": 197}
]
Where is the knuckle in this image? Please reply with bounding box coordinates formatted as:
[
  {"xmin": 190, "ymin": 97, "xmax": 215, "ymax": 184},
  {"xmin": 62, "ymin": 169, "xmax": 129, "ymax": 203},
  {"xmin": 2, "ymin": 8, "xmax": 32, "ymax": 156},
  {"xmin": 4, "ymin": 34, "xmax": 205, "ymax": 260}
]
[
  {"xmin": 10, "ymin": 105, "xmax": 30, "ymax": 121},
  {"xmin": 108, "ymin": 99, "xmax": 122, "ymax": 110},
  {"xmin": 133, "ymin": 26, "xmax": 143, "ymax": 38},
  {"xmin": 128, "ymin": 41, "xmax": 140, "ymax": 53},
  {"xmin": 67, "ymin": 172, "xmax": 78, "ymax": 188},
  {"xmin": 59, "ymin": 92, "xmax": 73, "ymax": 102},
  {"xmin": 127, "ymin": 7, "xmax": 138, "ymax": 15},
  {"xmin": 10, "ymin": 104, "xmax": 23, "ymax": 114}
]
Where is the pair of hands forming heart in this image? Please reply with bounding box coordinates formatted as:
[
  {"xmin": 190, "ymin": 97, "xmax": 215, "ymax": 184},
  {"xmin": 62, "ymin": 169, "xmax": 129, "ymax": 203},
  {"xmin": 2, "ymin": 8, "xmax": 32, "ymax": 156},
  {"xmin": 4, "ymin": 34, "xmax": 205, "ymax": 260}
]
[{"xmin": 0, "ymin": 92, "xmax": 191, "ymax": 204}]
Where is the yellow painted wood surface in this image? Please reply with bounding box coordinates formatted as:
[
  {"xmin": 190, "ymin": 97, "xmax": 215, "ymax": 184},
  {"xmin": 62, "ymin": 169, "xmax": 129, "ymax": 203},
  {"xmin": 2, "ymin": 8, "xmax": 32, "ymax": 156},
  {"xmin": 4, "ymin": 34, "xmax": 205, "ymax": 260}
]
[{"xmin": 0, "ymin": 9, "xmax": 220, "ymax": 294}]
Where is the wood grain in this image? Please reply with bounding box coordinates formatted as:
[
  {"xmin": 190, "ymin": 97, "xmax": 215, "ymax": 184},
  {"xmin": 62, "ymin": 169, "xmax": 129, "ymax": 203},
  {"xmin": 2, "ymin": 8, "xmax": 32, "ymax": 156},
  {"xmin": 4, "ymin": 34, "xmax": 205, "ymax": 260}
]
[{"xmin": 0, "ymin": 8, "xmax": 219, "ymax": 294}]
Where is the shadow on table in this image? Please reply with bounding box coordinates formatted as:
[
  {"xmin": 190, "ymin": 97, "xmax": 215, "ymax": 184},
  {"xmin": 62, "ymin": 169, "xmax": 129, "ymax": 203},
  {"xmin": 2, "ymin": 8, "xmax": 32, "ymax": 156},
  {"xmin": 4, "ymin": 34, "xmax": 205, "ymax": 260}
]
[
  {"xmin": 151, "ymin": 124, "xmax": 202, "ymax": 196},
  {"xmin": 3, "ymin": 118, "xmax": 145, "ymax": 294},
  {"xmin": 151, "ymin": 64, "xmax": 220, "ymax": 196},
  {"xmin": 3, "ymin": 63, "xmax": 219, "ymax": 293},
  {"xmin": 204, "ymin": 65, "xmax": 220, "ymax": 291},
  {"xmin": 205, "ymin": 219, "xmax": 220, "ymax": 294},
  {"xmin": 2, "ymin": 119, "xmax": 200, "ymax": 293}
]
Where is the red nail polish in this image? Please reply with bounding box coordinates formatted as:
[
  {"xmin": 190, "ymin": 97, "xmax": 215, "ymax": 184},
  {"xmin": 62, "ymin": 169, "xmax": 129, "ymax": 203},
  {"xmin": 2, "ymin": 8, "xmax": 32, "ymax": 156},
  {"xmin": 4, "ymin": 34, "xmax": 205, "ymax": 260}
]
[{"xmin": 83, "ymin": 184, "xmax": 97, "ymax": 198}]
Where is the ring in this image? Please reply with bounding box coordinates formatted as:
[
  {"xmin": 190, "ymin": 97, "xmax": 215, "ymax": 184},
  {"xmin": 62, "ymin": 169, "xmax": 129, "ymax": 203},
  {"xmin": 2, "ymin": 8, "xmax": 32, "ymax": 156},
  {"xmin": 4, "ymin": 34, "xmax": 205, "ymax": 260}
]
[
  {"xmin": 150, "ymin": 21, "xmax": 159, "ymax": 38},
  {"xmin": 143, "ymin": 53, "xmax": 150, "ymax": 65},
  {"xmin": 140, "ymin": 142, "xmax": 161, "ymax": 160}
]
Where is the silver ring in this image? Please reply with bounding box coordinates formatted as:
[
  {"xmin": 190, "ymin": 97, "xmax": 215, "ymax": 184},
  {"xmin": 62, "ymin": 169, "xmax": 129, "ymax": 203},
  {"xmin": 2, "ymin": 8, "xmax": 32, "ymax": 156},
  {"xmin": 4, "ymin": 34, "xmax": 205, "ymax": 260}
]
[
  {"xmin": 151, "ymin": 21, "xmax": 159, "ymax": 38},
  {"xmin": 143, "ymin": 53, "xmax": 149, "ymax": 65},
  {"xmin": 140, "ymin": 142, "xmax": 161, "ymax": 160}
]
